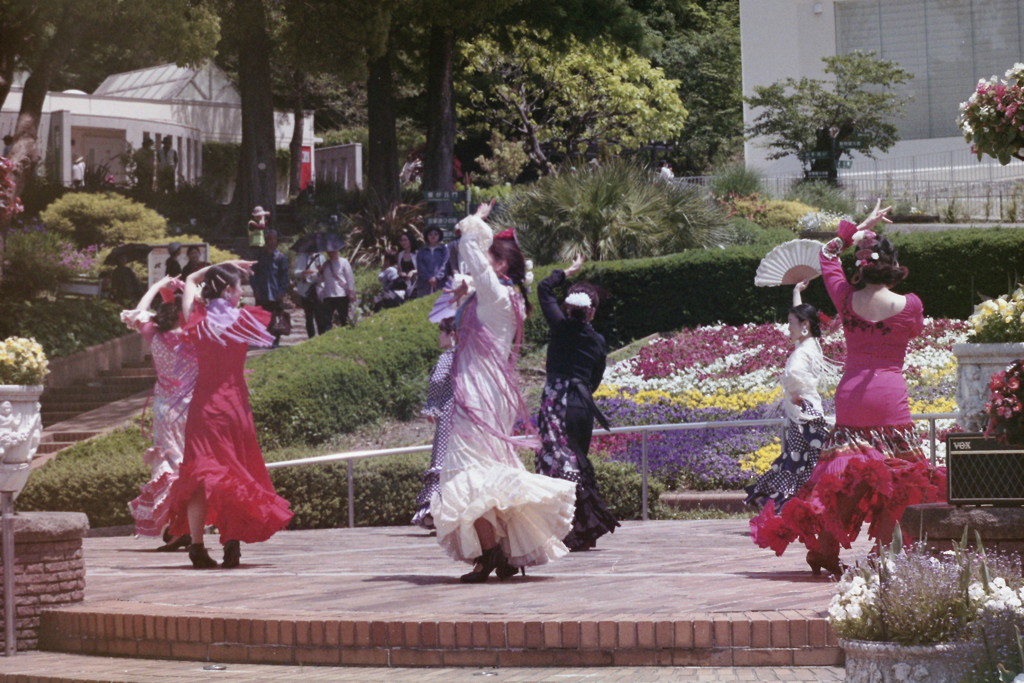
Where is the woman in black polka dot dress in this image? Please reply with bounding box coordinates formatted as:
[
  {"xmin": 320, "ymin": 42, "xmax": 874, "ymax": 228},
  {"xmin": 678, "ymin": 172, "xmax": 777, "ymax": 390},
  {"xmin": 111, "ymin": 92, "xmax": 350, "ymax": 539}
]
[{"xmin": 745, "ymin": 281, "xmax": 831, "ymax": 511}]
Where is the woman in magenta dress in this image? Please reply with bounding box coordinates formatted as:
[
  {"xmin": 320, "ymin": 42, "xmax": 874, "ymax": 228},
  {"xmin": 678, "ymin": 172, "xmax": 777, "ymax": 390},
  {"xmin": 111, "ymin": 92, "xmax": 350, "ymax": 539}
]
[
  {"xmin": 166, "ymin": 262, "xmax": 293, "ymax": 569},
  {"xmin": 750, "ymin": 200, "xmax": 946, "ymax": 576},
  {"xmin": 121, "ymin": 276, "xmax": 197, "ymax": 550}
]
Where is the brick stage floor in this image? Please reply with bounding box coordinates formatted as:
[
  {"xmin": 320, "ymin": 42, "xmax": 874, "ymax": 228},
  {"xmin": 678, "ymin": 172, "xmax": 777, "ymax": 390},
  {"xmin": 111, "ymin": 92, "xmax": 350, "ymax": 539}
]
[{"xmin": 11, "ymin": 520, "xmax": 869, "ymax": 675}]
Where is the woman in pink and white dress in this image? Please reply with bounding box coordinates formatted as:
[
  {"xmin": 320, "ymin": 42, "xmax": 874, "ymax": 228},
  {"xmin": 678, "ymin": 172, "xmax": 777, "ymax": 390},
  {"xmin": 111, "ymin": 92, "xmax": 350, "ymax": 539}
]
[
  {"xmin": 432, "ymin": 202, "xmax": 576, "ymax": 583},
  {"xmin": 121, "ymin": 275, "xmax": 198, "ymax": 550}
]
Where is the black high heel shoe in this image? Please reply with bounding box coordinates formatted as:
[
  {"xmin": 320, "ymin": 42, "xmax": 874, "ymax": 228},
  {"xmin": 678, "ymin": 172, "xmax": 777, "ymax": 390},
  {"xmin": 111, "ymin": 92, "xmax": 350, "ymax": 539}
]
[
  {"xmin": 188, "ymin": 543, "xmax": 217, "ymax": 569},
  {"xmin": 495, "ymin": 549, "xmax": 525, "ymax": 580},
  {"xmin": 222, "ymin": 540, "xmax": 241, "ymax": 569},
  {"xmin": 460, "ymin": 546, "xmax": 503, "ymax": 583}
]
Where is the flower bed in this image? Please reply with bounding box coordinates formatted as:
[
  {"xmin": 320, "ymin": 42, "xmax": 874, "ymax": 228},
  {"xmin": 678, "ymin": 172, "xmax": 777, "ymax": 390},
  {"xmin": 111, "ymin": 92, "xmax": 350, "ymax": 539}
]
[{"xmin": 594, "ymin": 317, "xmax": 969, "ymax": 489}]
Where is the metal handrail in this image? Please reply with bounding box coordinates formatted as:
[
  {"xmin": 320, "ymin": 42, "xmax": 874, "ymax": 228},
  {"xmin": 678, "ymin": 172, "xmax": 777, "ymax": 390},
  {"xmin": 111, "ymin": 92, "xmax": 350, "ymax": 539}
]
[{"xmin": 267, "ymin": 412, "xmax": 959, "ymax": 527}]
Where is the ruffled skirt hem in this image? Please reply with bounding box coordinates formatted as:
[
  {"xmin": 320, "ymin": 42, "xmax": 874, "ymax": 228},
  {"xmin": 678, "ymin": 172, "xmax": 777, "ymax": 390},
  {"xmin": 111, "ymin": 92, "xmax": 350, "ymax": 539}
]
[
  {"xmin": 129, "ymin": 471, "xmax": 177, "ymax": 537},
  {"xmin": 433, "ymin": 463, "xmax": 576, "ymax": 567},
  {"xmin": 749, "ymin": 424, "xmax": 946, "ymax": 559},
  {"xmin": 167, "ymin": 470, "xmax": 293, "ymax": 544}
]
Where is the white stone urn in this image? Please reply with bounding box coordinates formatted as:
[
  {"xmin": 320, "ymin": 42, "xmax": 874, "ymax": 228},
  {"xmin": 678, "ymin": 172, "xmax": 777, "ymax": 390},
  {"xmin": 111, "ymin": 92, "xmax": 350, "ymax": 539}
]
[
  {"xmin": 0, "ymin": 385, "xmax": 43, "ymax": 499},
  {"xmin": 952, "ymin": 342, "xmax": 1024, "ymax": 432},
  {"xmin": 841, "ymin": 638, "xmax": 966, "ymax": 683}
]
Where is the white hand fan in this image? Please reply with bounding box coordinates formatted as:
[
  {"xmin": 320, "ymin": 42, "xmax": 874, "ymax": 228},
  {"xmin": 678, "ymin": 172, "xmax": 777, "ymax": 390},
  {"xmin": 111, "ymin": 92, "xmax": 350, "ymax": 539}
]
[{"xmin": 754, "ymin": 239, "xmax": 823, "ymax": 287}]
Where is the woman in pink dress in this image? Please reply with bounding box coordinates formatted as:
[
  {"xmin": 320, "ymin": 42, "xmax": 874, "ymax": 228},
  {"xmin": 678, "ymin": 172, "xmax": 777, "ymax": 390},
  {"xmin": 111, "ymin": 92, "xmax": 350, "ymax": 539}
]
[
  {"xmin": 121, "ymin": 276, "xmax": 197, "ymax": 550},
  {"xmin": 166, "ymin": 262, "xmax": 293, "ymax": 569},
  {"xmin": 750, "ymin": 201, "xmax": 946, "ymax": 576},
  {"xmin": 433, "ymin": 202, "xmax": 576, "ymax": 583}
]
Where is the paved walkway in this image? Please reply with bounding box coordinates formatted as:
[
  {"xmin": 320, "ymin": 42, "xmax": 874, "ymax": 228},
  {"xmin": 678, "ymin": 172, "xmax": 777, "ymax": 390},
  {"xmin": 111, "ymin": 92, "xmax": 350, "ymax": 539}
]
[
  {"xmin": 0, "ymin": 652, "xmax": 843, "ymax": 681},
  {"xmin": 74, "ymin": 520, "xmax": 866, "ymax": 616}
]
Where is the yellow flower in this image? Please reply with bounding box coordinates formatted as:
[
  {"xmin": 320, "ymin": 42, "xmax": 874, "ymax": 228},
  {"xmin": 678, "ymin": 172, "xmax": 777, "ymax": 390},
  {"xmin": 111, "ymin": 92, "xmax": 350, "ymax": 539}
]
[{"xmin": 740, "ymin": 438, "xmax": 781, "ymax": 475}]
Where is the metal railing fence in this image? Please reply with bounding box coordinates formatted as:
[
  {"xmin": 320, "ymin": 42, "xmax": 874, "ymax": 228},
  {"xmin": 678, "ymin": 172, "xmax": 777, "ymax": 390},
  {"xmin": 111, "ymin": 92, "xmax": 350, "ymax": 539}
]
[{"xmin": 266, "ymin": 412, "xmax": 958, "ymax": 527}]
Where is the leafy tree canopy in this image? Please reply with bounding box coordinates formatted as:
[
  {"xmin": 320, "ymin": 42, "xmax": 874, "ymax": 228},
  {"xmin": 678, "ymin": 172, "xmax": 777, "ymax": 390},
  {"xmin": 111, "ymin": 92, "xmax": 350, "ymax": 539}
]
[
  {"xmin": 745, "ymin": 50, "xmax": 913, "ymax": 172},
  {"xmin": 457, "ymin": 25, "xmax": 688, "ymax": 173}
]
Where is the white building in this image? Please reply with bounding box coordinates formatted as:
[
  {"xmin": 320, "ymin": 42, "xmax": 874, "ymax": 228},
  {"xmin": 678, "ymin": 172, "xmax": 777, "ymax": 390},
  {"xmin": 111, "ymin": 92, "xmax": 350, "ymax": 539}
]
[
  {"xmin": 740, "ymin": 0, "xmax": 1024, "ymax": 192},
  {"xmin": 0, "ymin": 62, "xmax": 321, "ymax": 201}
]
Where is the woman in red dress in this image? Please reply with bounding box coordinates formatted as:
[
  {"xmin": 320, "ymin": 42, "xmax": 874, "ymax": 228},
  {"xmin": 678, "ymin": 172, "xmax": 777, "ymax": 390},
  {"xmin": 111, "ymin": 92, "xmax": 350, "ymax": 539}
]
[{"xmin": 167, "ymin": 262, "xmax": 293, "ymax": 569}]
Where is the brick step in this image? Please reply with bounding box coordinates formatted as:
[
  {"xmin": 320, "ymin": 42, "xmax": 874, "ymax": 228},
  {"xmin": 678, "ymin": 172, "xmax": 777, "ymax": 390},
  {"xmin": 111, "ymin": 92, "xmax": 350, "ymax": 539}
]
[
  {"xmin": 41, "ymin": 386, "xmax": 148, "ymax": 401},
  {"xmin": 39, "ymin": 604, "xmax": 842, "ymax": 668},
  {"xmin": 40, "ymin": 431, "xmax": 101, "ymax": 443},
  {"xmin": 42, "ymin": 412, "xmax": 93, "ymax": 427},
  {"xmin": 41, "ymin": 397, "xmax": 114, "ymax": 411},
  {"xmin": 36, "ymin": 442, "xmax": 77, "ymax": 455}
]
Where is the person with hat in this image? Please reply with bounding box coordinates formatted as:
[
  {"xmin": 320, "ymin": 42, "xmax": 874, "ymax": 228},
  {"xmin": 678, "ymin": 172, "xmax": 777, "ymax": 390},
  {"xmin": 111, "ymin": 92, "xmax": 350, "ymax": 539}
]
[
  {"xmin": 413, "ymin": 225, "xmax": 449, "ymax": 299},
  {"xmin": 248, "ymin": 206, "xmax": 270, "ymax": 258},
  {"xmin": 120, "ymin": 275, "xmax": 198, "ymax": 552},
  {"xmin": 533, "ymin": 254, "xmax": 619, "ymax": 551},
  {"xmin": 165, "ymin": 242, "xmax": 183, "ymax": 278},
  {"xmin": 71, "ymin": 155, "xmax": 86, "ymax": 188}
]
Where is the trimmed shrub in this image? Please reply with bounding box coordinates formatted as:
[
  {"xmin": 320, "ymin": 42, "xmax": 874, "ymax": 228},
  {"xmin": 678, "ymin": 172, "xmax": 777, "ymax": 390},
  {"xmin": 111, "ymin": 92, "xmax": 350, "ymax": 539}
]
[
  {"xmin": 0, "ymin": 298, "xmax": 125, "ymax": 358},
  {"xmin": 1, "ymin": 224, "xmax": 99, "ymax": 298},
  {"xmin": 17, "ymin": 428, "xmax": 149, "ymax": 527},
  {"xmin": 247, "ymin": 294, "xmax": 441, "ymax": 449},
  {"xmin": 41, "ymin": 192, "xmax": 168, "ymax": 247}
]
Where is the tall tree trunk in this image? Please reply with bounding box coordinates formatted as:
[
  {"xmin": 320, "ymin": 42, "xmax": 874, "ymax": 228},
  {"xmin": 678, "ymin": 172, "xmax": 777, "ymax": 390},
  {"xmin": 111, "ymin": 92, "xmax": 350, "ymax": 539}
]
[
  {"xmin": 367, "ymin": 43, "xmax": 399, "ymax": 212},
  {"xmin": 289, "ymin": 100, "xmax": 304, "ymax": 200},
  {"xmin": 422, "ymin": 24, "xmax": 455, "ymax": 193},
  {"xmin": 232, "ymin": 0, "xmax": 278, "ymax": 228}
]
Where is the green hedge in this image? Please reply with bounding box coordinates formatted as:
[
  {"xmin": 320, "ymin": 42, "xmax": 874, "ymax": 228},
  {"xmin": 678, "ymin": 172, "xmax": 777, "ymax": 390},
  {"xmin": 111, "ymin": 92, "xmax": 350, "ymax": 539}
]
[
  {"xmin": 0, "ymin": 298, "xmax": 126, "ymax": 358},
  {"xmin": 247, "ymin": 294, "xmax": 442, "ymax": 449},
  {"xmin": 568, "ymin": 227, "xmax": 1024, "ymax": 347},
  {"xmin": 16, "ymin": 428, "xmax": 666, "ymax": 529}
]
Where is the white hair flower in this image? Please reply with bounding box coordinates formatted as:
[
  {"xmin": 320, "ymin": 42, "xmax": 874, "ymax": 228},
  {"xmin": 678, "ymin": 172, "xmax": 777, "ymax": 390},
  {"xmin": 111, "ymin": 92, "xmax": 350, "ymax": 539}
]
[{"xmin": 565, "ymin": 292, "xmax": 592, "ymax": 308}]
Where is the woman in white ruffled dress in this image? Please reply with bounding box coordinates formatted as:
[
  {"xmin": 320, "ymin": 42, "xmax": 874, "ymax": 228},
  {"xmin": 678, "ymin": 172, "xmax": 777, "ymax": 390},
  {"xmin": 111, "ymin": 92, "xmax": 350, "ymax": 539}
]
[{"xmin": 432, "ymin": 202, "xmax": 576, "ymax": 583}]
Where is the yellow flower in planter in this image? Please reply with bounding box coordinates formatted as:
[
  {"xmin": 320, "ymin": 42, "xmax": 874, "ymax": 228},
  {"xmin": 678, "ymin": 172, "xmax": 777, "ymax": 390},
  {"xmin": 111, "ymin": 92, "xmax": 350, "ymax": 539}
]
[{"xmin": 0, "ymin": 337, "xmax": 49, "ymax": 386}]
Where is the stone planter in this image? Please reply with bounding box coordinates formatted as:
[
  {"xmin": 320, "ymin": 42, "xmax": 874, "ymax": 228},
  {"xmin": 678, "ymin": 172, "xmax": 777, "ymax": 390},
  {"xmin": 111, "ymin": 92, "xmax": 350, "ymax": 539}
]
[
  {"xmin": 953, "ymin": 342, "xmax": 1024, "ymax": 431},
  {"xmin": 0, "ymin": 385, "xmax": 43, "ymax": 498},
  {"xmin": 841, "ymin": 638, "xmax": 965, "ymax": 683}
]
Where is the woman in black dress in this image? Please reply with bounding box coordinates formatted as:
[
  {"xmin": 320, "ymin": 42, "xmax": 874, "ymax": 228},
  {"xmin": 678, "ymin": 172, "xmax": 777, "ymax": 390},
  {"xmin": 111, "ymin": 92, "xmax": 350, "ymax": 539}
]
[{"xmin": 535, "ymin": 255, "xmax": 619, "ymax": 550}]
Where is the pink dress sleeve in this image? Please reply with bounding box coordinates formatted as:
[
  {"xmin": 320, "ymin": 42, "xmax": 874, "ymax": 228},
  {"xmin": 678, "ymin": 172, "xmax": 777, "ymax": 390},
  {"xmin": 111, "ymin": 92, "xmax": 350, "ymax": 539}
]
[
  {"xmin": 819, "ymin": 245, "xmax": 853, "ymax": 313},
  {"xmin": 121, "ymin": 309, "xmax": 158, "ymax": 343}
]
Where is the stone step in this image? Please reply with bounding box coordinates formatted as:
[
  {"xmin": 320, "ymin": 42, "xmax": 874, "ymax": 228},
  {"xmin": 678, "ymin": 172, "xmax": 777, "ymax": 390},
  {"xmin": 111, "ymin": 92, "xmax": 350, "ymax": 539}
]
[
  {"xmin": 40, "ymin": 431, "xmax": 102, "ymax": 443},
  {"xmin": 35, "ymin": 441, "xmax": 77, "ymax": 455}
]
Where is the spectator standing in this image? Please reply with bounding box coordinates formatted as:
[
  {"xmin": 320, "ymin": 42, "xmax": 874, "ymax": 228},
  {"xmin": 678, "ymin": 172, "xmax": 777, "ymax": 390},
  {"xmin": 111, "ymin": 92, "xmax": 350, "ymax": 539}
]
[
  {"xmin": 2, "ymin": 135, "xmax": 12, "ymax": 157},
  {"xmin": 293, "ymin": 251, "xmax": 325, "ymax": 338},
  {"xmin": 157, "ymin": 136, "xmax": 178, "ymax": 192},
  {"xmin": 247, "ymin": 206, "xmax": 270, "ymax": 257},
  {"xmin": 133, "ymin": 138, "xmax": 155, "ymax": 192},
  {"xmin": 71, "ymin": 156, "xmax": 86, "ymax": 188},
  {"xmin": 251, "ymin": 230, "xmax": 290, "ymax": 347},
  {"xmin": 397, "ymin": 232, "xmax": 418, "ymax": 295},
  {"xmin": 109, "ymin": 253, "xmax": 144, "ymax": 304},
  {"xmin": 317, "ymin": 248, "xmax": 355, "ymax": 332},
  {"xmin": 658, "ymin": 160, "xmax": 674, "ymax": 181},
  {"xmin": 413, "ymin": 226, "xmax": 449, "ymax": 298},
  {"xmin": 180, "ymin": 245, "xmax": 209, "ymax": 280},
  {"xmin": 165, "ymin": 242, "xmax": 183, "ymax": 278}
]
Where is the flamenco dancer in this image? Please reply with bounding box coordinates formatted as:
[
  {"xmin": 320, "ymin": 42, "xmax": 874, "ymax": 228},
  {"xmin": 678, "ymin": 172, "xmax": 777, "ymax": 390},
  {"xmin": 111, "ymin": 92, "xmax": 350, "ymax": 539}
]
[
  {"xmin": 121, "ymin": 275, "xmax": 198, "ymax": 551},
  {"xmin": 744, "ymin": 280, "xmax": 831, "ymax": 512},
  {"xmin": 165, "ymin": 262, "xmax": 293, "ymax": 569},
  {"xmin": 750, "ymin": 200, "xmax": 946, "ymax": 576},
  {"xmin": 411, "ymin": 316, "xmax": 457, "ymax": 530},
  {"xmin": 431, "ymin": 201, "xmax": 576, "ymax": 583},
  {"xmin": 534, "ymin": 254, "xmax": 619, "ymax": 550}
]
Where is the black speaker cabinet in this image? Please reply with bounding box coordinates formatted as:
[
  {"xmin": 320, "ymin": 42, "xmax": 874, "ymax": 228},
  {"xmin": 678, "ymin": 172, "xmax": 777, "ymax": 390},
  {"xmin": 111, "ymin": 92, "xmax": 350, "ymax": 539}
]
[{"xmin": 946, "ymin": 433, "xmax": 1024, "ymax": 506}]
